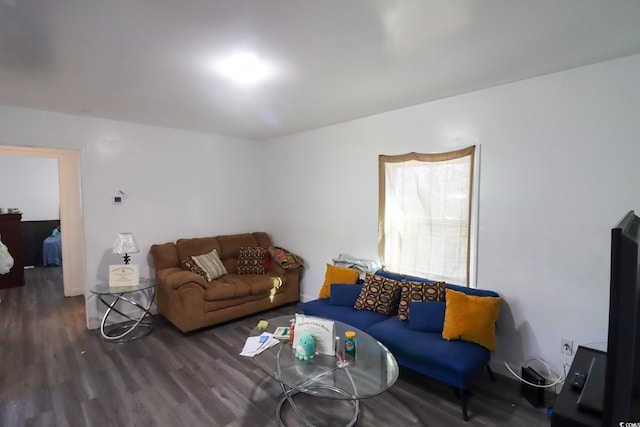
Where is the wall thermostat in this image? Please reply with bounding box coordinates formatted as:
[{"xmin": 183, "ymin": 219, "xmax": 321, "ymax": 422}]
[{"xmin": 112, "ymin": 190, "xmax": 125, "ymax": 205}]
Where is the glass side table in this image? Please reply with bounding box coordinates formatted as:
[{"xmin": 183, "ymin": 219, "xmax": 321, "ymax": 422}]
[{"xmin": 89, "ymin": 277, "xmax": 156, "ymax": 343}]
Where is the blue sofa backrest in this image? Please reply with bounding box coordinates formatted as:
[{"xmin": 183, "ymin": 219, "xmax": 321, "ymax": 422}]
[
  {"xmin": 375, "ymin": 269, "xmax": 499, "ymax": 298},
  {"xmin": 445, "ymin": 283, "xmax": 499, "ymax": 298}
]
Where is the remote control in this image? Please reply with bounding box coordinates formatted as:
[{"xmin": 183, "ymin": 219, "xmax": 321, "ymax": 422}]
[{"xmin": 570, "ymin": 371, "xmax": 587, "ymax": 389}]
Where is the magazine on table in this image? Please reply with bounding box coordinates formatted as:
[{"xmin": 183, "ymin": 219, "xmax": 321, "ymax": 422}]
[{"xmin": 294, "ymin": 314, "xmax": 335, "ymax": 356}]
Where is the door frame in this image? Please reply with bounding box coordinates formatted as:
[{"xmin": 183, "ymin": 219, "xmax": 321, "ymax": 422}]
[{"xmin": 0, "ymin": 145, "xmax": 85, "ymax": 297}]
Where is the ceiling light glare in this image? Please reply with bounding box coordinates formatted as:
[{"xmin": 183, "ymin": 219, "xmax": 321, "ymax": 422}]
[{"xmin": 218, "ymin": 52, "xmax": 270, "ymax": 85}]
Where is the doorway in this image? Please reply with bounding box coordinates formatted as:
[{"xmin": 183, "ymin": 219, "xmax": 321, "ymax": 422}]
[{"xmin": 0, "ymin": 145, "xmax": 85, "ymax": 297}]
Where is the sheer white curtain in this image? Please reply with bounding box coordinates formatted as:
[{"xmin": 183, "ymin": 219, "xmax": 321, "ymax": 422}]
[{"xmin": 378, "ymin": 146, "xmax": 475, "ymax": 285}]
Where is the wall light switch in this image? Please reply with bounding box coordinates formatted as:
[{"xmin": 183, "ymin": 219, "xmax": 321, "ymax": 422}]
[{"xmin": 112, "ymin": 196, "xmax": 123, "ymax": 205}]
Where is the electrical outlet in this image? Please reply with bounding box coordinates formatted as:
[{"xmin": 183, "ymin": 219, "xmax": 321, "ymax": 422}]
[{"xmin": 561, "ymin": 338, "xmax": 574, "ymax": 355}]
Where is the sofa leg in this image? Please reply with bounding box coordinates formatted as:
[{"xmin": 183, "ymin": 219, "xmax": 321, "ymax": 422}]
[
  {"xmin": 486, "ymin": 364, "xmax": 496, "ymax": 382},
  {"xmin": 460, "ymin": 389, "xmax": 469, "ymax": 421}
]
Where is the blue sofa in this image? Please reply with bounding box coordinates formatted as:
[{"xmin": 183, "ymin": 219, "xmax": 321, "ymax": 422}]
[{"xmin": 299, "ymin": 271, "xmax": 500, "ymax": 421}]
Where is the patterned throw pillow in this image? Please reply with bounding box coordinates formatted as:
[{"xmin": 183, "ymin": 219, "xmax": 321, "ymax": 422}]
[
  {"xmin": 397, "ymin": 280, "xmax": 446, "ymax": 321},
  {"xmin": 180, "ymin": 257, "xmax": 208, "ymax": 278},
  {"xmin": 237, "ymin": 247, "xmax": 267, "ymax": 274},
  {"xmin": 185, "ymin": 249, "xmax": 227, "ymax": 281},
  {"xmin": 353, "ymin": 273, "xmax": 402, "ymax": 315},
  {"xmin": 269, "ymin": 246, "xmax": 304, "ymax": 270}
]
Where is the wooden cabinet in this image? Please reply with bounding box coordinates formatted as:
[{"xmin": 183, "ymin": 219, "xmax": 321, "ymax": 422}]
[{"xmin": 0, "ymin": 213, "xmax": 25, "ymax": 289}]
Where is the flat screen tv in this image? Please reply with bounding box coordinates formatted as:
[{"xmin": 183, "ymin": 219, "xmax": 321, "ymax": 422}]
[{"xmin": 604, "ymin": 211, "xmax": 640, "ymax": 426}]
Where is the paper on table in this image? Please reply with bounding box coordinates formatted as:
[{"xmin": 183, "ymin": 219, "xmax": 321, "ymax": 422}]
[{"xmin": 240, "ymin": 332, "xmax": 279, "ymax": 357}]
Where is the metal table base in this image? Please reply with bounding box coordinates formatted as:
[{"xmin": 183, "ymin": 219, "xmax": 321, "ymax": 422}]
[{"xmin": 97, "ymin": 288, "xmax": 155, "ymax": 343}]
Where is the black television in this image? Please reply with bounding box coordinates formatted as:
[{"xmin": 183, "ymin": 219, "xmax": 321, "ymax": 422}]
[{"xmin": 604, "ymin": 210, "xmax": 640, "ymax": 426}]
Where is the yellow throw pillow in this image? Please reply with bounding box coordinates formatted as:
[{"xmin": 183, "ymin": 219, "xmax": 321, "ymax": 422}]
[
  {"xmin": 318, "ymin": 264, "xmax": 359, "ymax": 298},
  {"xmin": 442, "ymin": 288, "xmax": 501, "ymax": 352}
]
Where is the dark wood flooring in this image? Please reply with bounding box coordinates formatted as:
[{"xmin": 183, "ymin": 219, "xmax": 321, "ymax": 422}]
[{"xmin": 0, "ymin": 267, "xmax": 552, "ymax": 426}]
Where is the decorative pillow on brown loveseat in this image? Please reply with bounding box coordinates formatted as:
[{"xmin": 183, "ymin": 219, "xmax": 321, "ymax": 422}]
[
  {"xmin": 269, "ymin": 246, "xmax": 304, "ymax": 270},
  {"xmin": 182, "ymin": 249, "xmax": 228, "ymax": 281},
  {"xmin": 180, "ymin": 257, "xmax": 208, "ymax": 278},
  {"xmin": 353, "ymin": 273, "xmax": 402, "ymax": 315},
  {"xmin": 397, "ymin": 280, "xmax": 446, "ymax": 321},
  {"xmin": 237, "ymin": 246, "xmax": 268, "ymax": 274}
]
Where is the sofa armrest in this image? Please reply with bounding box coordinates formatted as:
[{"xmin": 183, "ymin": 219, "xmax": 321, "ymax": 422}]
[
  {"xmin": 157, "ymin": 268, "xmax": 208, "ymax": 290},
  {"xmin": 269, "ymin": 261, "xmax": 286, "ymax": 276},
  {"xmin": 150, "ymin": 242, "xmax": 180, "ymax": 270}
]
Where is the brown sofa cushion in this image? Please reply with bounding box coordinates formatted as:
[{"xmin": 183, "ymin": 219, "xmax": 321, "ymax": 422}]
[
  {"xmin": 176, "ymin": 237, "xmax": 221, "ymax": 262},
  {"xmin": 204, "ymin": 273, "xmax": 281, "ymax": 301},
  {"xmin": 217, "ymin": 233, "xmax": 259, "ymax": 259},
  {"xmin": 205, "ymin": 278, "xmax": 251, "ymax": 301}
]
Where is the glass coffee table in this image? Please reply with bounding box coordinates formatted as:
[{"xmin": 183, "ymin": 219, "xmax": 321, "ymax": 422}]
[
  {"xmin": 250, "ymin": 315, "xmax": 399, "ymax": 426},
  {"xmin": 90, "ymin": 278, "xmax": 156, "ymax": 343}
]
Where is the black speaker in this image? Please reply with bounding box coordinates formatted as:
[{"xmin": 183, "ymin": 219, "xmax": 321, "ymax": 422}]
[{"xmin": 521, "ymin": 366, "xmax": 545, "ymax": 408}]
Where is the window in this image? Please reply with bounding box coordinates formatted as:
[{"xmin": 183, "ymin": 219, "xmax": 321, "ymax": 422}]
[{"xmin": 378, "ymin": 146, "xmax": 475, "ymax": 285}]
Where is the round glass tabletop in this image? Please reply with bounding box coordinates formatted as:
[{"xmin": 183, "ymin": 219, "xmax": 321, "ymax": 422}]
[
  {"xmin": 90, "ymin": 277, "xmax": 156, "ymax": 295},
  {"xmin": 250, "ymin": 315, "xmax": 399, "ymax": 400}
]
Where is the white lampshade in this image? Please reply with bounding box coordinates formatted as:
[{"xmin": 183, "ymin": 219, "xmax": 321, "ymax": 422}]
[{"xmin": 112, "ymin": 232, "xmax": 140, "ymax": 255}]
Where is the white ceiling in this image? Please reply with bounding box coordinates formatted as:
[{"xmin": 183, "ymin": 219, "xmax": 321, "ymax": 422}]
[{"xmin": 1, "ymin": 1, "xmax": 640, "ymax": 141}]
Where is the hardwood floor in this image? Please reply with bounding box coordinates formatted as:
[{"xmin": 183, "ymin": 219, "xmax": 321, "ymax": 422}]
[{"xmin": 0, "ymin": 268, "xmax": 552, "ymax": 426}]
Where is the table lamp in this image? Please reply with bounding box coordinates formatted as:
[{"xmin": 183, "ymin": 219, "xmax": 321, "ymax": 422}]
[{"xmin": 112, "ymin": 232, "xmax": 139, "ymax": 264}]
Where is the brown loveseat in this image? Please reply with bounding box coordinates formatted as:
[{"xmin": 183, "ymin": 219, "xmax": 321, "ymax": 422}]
[{"xmin": 150, "ymin": 232, "xmax": 301, "ymax": 333}]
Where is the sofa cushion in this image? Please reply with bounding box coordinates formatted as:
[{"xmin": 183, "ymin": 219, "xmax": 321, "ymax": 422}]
[
  {"xmin": 375, "ymin": 269, "xmax": 441, "ymax": 284},
  {"xmin": 329, "ymin": 284, "xmax": 363, "ymax": 306},
  {"xmin": 442, "ymin": 288, "xmax": 501, "ymax": 352},
  {"xmin": 189, "ymin": 249, "xmax": 227, "ymax": 281},
  {"xmin": 353, "ymin": 273, "xmax": 402, "ymax": 315},
  {"xmin": 176, "ymin": 237, "xmax": 221, "ymax": 262},
  {"xmin": 408, "ymin": 301, "xmax": 446, "ymax": 332},
  {"xmin": 299, "ymin": 298, "xmax": 390, "ymax": 331},
  {"xmin": 237, "ymin": 246, "xmax": 267, "ymax": 274},
  {"xmin": 367, "ymin": 317, "xmax": 491, "ymax": 390},
  {"xmin": 319, "ymin": 264, "xmax": 359, "ymax": 298},
  {"xmin": 204, "ymin": 276, "xmax": 251, "ymax": 301},
  {"xmin": 203, "ymin": 273, "xmax": 282, "ymax": 301},
  {"xmin": 215, "ymin": 233, "xmax": 258, "ymax": 259},
  {"xmin": 445, "ymin": 283, "xmax": 499, "ymax": 298},
  {"xmin": 397, "ymin": 280, "xmax": 445, "ymax": 321},
  {"xmin": 374, "ymin": 269, "xmax": 404, "ymax": 282}
]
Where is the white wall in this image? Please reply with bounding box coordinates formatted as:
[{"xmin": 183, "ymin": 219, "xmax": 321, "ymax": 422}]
[
  {"xmin": 1, "ymin": 52, "xmax": 639, "ymax": 382},
  {"xmin": 0, "ymin": 156, "xmax": 60, "ymax": 220},
  {"xmin": 0, "ymin": 106, "xmax": 264, "ymax": 328},
  {"xmin": 261, "ymin": 54, "xmax": 640, "ymax": 378}
]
